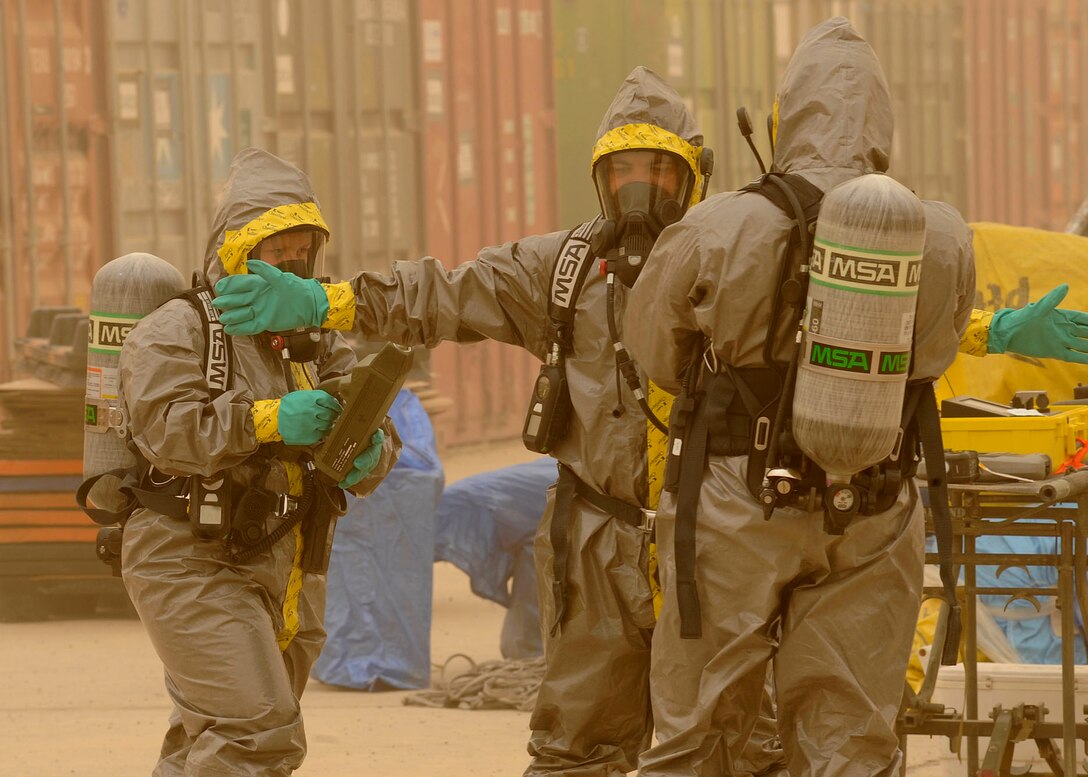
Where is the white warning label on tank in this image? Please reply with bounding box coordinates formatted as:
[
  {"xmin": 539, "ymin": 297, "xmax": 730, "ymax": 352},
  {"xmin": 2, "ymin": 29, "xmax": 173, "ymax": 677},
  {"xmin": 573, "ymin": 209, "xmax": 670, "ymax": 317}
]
[
  {"xmin": 89, "ymin": 312, "xmax": 142, "ymax": 353},
  {"xmin": 807, "ymin": 299, "xmax": 824, "ymax": 335},
  {"xmin": 86, "ymin": 366, "xmax": 102, "ymax": 400},
  {"xmin": 100, "ymin": 367, "xmax": 120, "ymax": 399},
  {"xmin": 85, "ymin": 365, "xmax": 120, "ymax": 401},
  {"xmin": 899, "ymin": 311, "xmax": 916, "ymax": 344},
  {"xmin": 810, "ymin": 238, "xmax": 922, "ymax": 294}
]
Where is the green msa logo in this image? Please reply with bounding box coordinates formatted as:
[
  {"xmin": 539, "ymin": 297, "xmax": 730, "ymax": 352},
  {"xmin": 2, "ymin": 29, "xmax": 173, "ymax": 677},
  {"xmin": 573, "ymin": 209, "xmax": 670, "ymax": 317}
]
[
  {"xmin": 809, "ymin": 344, "xmax": 911, "ymax": 376},
  {"xmin": 878, "ymin": 352, "xmax": 911, "ymax": 375},
  {"xmin": 810, "ymin": 344, "xmax": 871, "ymax": 373}
]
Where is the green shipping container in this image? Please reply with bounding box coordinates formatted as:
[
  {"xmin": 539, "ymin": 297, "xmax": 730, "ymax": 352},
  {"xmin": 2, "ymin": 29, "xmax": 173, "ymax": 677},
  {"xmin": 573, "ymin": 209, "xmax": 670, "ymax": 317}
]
[
  {"xmin": 552, "ymin": 0, "xmax": 670, "ymax": 226},
  {"xmin": 552, "ymin": 0, "xmax": 781, "ymax": 221},
  {"xmin": 553, "ymin": 1, "xmax": 969, "ymax": 218}
]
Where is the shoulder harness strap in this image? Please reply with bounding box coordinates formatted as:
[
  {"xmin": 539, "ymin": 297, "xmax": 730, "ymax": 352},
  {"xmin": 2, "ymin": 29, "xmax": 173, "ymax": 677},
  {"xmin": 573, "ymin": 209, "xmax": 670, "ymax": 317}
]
[
  {"xmin": 913, "ymin": 381, "xmax": 963, "ymax": 665},
  {"xmin": 177, "ymin": 286, "xmax": 234, "ymax": 400},
  {"xmin": 546, "ymin": 217, "xmax": 601, "ymax": 356}
]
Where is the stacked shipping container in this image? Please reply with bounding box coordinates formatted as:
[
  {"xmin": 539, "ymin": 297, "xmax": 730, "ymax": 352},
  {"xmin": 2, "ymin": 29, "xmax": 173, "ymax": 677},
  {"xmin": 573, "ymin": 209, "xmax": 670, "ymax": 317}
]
[
  {"xmin": 4, "ymin": 1, "xmax": 1088, "ymax": 443},
  {"xmin": 1, "ymin": 0, "xmax": 556, "ymax": 448},
  {"xmin": 1, "ymin": 0, "xmax": 111, "ymax": 385},
  {"xmin": 102, "ymin": 0, "xmax": 427, "ymax": 286},
  {"xmin": 416, "ymin": 0, "xmax": 556, "ymax": 446},
  {"xmin": 966, "ymin": 0, "xmax": 1088, "ymax": 230}
]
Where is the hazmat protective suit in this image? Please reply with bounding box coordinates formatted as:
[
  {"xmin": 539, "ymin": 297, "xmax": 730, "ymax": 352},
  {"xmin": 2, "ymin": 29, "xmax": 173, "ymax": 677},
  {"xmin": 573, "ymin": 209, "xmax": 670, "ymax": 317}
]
[
  {"xmin": 119, "ymin": 148, "xmax": 398, "ymax": 776},
  {"xmin": 340, "ymin": 67, "xmax": 693, "ymax": 775},
  {"xmin": 623, "ymin": 19, "xmax": 976, "ymax": 777}
]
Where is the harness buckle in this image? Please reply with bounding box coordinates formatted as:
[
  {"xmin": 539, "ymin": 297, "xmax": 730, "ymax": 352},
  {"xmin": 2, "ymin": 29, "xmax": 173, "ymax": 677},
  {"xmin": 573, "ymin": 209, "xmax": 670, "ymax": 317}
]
[
  {"xmin": 702, "ymin": 343, "xmax": 721, "ymax": 375},
  {"xmin": 889, "ymin": 427, "xmax": 905, "ymax": 462},
  {"xmin": 639, "ymin": 508, "xmax": 656, "ymax": 534},
  {"xmin": 275, "ymin": 494, "xmax": 299, "ymax": 517},
  {"xmin": 147, "ymin": 466, "xmax": 177, "ymax": 488},
  {"xmin": 753, "ymin": 416, "xmax": 772, "ymax": 452}
]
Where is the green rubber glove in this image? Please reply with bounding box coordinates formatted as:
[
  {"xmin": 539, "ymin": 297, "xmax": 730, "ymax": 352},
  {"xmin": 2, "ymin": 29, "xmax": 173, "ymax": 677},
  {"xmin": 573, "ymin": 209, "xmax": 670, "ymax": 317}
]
[
  {"xmin": 279, "ymin": 390, "xmax": 342, "ymax": 446},
  {"xmin": 212, "ymin": 259, "xmax": 330, "ymax": 336},
  {"xmin": 988, "ymin": 284, "xmax": 1088, "ymax": 364},
  {"xmin": 339, "ymin": 429, "xmax": 385, "ymax": 489}
]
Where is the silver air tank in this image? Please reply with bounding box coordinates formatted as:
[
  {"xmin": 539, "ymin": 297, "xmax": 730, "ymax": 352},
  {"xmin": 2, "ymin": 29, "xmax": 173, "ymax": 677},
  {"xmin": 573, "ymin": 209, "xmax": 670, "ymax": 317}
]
[
  {"xmin": 792, "ymin": 174, "xmax": 926, "ymax": 483},
  {"xmin": 83, "ymin": 253, "xmax": 186, "ymax": 510}
]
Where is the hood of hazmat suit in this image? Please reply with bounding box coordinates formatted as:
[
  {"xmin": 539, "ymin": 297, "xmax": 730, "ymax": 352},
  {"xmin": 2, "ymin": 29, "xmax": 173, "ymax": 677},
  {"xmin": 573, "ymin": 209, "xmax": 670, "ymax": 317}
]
[
  {"xmin": 590, "ymin": 66, "xmax": 707, "ymax": 287},
  {"xmin": 205, "ymin": 147, "xmax": 331, "ymax": 283},
  {"xmin": 622, "ymin": 18, "xmax": 976, "ymax": 777},
  {"xmin": 116, "ymin": 147, "xmax": 398, "ymax": 776}
]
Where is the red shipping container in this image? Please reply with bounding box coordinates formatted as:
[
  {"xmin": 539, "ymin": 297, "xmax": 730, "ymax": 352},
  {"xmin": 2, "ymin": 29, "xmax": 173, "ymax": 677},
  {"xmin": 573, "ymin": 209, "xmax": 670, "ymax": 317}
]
[
  {"xmin": 965, "ymin": 0, "xmax": 1088, "ymax": 230},
  {"xmin": 1, "ymin": 0, "xmax": 110, "ymax": 381},
  {"xmin": 417, "ymin": 0, "xmax": 558, "ymax": 448}
]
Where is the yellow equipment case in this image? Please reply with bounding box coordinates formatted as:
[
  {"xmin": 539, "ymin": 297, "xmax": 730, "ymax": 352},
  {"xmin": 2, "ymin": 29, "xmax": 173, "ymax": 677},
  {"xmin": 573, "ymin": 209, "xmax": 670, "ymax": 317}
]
[{"xmin": 940, "ymin": 405, "xmax": 1088, "ymax": 469}]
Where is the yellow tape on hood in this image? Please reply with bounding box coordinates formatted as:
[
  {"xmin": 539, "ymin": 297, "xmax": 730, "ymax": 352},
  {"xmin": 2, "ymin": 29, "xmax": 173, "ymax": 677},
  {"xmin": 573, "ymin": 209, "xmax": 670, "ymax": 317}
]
[
  {"xmin": 590, "ymin": 123, "xmax": 703, "ymax": 207},
  {"xmin": 218, "ymin": 201, "xmax": 330, "ymax": 276}
]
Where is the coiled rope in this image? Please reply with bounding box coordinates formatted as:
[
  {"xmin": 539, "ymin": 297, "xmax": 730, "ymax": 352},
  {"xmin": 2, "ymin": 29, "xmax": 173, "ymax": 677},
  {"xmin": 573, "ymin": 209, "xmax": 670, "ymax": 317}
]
[{"xmin": 404, "ymin": 653, "xmax": 545, "ymax": 712}]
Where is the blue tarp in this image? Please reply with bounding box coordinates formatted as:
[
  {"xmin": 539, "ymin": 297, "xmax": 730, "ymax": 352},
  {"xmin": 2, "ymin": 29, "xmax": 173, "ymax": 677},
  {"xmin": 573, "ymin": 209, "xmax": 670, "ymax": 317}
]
[
  {"xmin": 434, "ymin": 457, "xmax": 555, "ymax": 658},
  {"xmin": 926, "ymin": 525, "xmax": 1087, "ymax": 664},
  {"xmin": 312, "ymin": 389, "xmax": 444, "ymax": 690}
]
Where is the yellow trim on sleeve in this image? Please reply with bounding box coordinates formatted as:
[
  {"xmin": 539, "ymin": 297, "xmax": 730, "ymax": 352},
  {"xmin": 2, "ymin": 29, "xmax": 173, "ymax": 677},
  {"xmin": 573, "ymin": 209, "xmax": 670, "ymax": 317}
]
[
  {"xmin": 251, "ymin": 399, "xmax": 283, "ymax": 443},
  {"xmin": 959, "ymin": 308, "xmax": 993, "ymax": 357},
  {"xmin": 322, "ymin": 281, "xmax": 357, "ymax": 331},
  {"xmin": 218, "ymin": 202, "xmax": 330, "ymax": 276}
]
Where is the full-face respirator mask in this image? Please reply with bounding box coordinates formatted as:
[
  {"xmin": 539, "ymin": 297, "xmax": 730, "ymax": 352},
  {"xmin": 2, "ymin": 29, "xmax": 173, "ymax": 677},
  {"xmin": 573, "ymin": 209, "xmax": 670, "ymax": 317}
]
[
  {"xmin": 589, "ymin": 146, "xmax": 708, "ymax": 287},
  {"xmin": 590, "ymin": 181, "xmax": 685, "ymax": 287}
]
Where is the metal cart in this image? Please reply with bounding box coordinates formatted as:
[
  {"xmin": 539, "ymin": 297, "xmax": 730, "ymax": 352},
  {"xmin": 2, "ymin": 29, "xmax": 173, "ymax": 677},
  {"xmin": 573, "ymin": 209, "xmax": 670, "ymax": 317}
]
[{"xmin": 899, "ymin": 470, "xmax": 1088, "ymax": 776}]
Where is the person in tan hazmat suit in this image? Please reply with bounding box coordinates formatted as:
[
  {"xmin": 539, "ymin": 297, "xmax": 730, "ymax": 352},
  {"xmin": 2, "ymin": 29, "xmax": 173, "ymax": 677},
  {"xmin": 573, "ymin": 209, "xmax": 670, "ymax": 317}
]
[
  {"xmin": 621, "ymin": 18, "xmax": 974, "ymax": 777},
  {"xmin": 210, "ymin": 69, "xmax": 794, "ymax": 777},
  {"xmin": 119, "ymin": 147, "xmax": 398, "ymax": 776}
]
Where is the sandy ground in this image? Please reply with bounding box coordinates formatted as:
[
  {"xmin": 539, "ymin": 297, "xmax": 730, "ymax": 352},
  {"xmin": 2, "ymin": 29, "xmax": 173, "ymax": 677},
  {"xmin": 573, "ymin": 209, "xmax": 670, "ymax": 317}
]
[{"xmin": 0, "ymin": 438, "xmax": 954, "ymax": 777}]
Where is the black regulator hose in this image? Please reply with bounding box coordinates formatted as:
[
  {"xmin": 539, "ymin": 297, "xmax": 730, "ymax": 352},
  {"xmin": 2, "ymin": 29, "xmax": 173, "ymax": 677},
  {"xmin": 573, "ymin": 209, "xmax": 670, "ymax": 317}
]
[
  {"xmin": 229, "ymin": 468, "xmax": 317, "ymax": 564},
  {"xmin": 605, "ymin": 267, "xmax": 669, "ymax": 436}
]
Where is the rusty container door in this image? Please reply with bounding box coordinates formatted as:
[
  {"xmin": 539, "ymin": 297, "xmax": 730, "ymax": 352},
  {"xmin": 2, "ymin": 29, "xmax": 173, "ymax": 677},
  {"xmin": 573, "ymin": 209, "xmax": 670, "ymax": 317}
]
[
  {"xmin": 252, "ymin": 0, "xmax": 425, "ymax": 276},
  {"xmin": 0, "ymin": 0, "xmax": 111, "ymax": 382},
  {"xmin": 966, "ymin": 0, "xmax": 1088, "ymax": 230},
  {"xmin": 107, "ymin": 0, "xmax": 425, "ymax": 282},
  {"xmin": 417, "ymin": 0, "xmax": 558, "ymax": 448},
  {"xmin": 713, "ymin": 0, "xmax": 778, "ymax": 189},
  {"xmin": 660, "ymin": 0, "xmax": 724, "ymax": 194},
  {"xmin": 551, "ymin": 0, "xmax": 672, "ymax": 226},
  {"xmin": 865, "ymin": 0, "xmax": 967, "ymax": 213}
]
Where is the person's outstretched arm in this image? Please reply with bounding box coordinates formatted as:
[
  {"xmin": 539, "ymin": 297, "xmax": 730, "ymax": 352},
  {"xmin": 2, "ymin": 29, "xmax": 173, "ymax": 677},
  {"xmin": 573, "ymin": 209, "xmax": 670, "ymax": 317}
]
[{"xmin": 960, "ymin": 283, "xmax": 1088, "ymax": 363}]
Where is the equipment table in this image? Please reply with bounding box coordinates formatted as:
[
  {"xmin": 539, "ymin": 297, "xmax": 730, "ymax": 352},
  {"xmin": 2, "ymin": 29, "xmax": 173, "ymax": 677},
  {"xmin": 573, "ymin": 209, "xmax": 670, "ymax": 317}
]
[{"xmin": 900, "ymin": 470, "xmax": 1088, "ymax": 777}]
